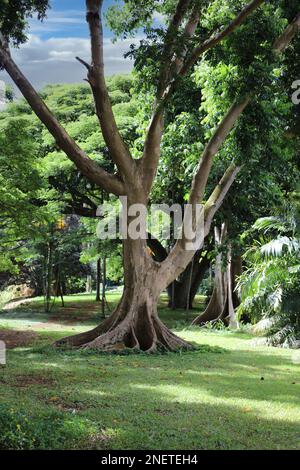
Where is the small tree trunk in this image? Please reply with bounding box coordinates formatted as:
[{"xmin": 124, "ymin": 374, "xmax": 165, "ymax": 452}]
[
  {"xmin": 54, "ymin": 237, "xmax": 193, "ymax": 352},
  {"xmin": 45, "ymin": 241, "xmax": 53, "ymax": 313},
  {"xmin": 96, "ymin": 257, "xmax": 101, "ymax": 302},
  {"xmin": 101, "ymin": 256, "xmax": 106, "ymax": 318},
  {"xmin": 59, "ymin": 282, "xmax": 65, "ymax": 308},
  {"xmin": 192, "ymin": 223, "xmax": 239, "ymax": 327},
  {"xmin": 54, "ymin": 264, "xmax": 64, "ymax": 307},
  {"xmin": 60, "ymin": 276, "xmax": 67, "ymax": 296},
  {"xmin": 167, "ymin": 252, "xmax": 210, "ymax": 309},
  {"xmin": 86, "ymin": 274, "xmax": 92, "ymax": 294}
]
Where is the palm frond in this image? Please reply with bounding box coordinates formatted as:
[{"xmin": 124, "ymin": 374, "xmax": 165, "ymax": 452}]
[
  {"xmin": 253, "ymin": 216, "xmax": 287, "ymax": 233},
  {"xmin": 260, "ymin": 237, "xmax": 300, "ymax": 257}
]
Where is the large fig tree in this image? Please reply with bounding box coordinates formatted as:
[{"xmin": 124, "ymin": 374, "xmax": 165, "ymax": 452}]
[{"xmin": 0, "ymin": 0, "xmax": 299, "ymax": 351}]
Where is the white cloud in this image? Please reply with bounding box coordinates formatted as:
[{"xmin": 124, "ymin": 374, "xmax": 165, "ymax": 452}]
[
  {"xmin": 0, "ymin": 6, "xmax": 145, "ymax": 95},
  {"xmin": 0, "ymin": 34, "xmax": 138, "ymax": 94},
  {"xmin": 28, "ymin": 9, "xmax": 85, "ymax": 34}
]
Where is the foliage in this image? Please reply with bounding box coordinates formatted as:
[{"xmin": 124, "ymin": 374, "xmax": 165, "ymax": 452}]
[
  {"xmin": 237, "ymin": 203, "xmax": 300, "ymax": 347},
  {"xmin": 126, "ymin": 0, "xmax": 299, "ymax": 255},
  {"xmin": 0, "ymin": 113, "xmax": 56, "ymax": 275},
  {"xmin": 0, "ymin": 0, "xmax": 49, "ymax": 46},
  {"xmin": 0, "ymin": 76, "xmax": 136, "ymax": 288}
]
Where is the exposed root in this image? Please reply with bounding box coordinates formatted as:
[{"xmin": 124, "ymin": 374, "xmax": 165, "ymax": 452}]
[
  {"xmin": 54, "ymin": 298, "xmax": 194, "ymax": 353},
  {"xmin": 53, "ymin": 292, "xmax": 128, "ymax": 348},
  {"xmin": 79, "ymin": 318, "xmax": 193, "ymax": 353}
]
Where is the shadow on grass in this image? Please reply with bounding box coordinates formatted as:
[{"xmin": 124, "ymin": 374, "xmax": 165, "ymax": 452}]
[
  {"xmin": 1, "ymin": 338, "xmax": 300, "ymax": 449},
  {"xmin": 1, "ymin": 297, "xmax": 299, "ymax": 448},
  {"xmin": 0, "ymin": 302, "xmax": 204, "ymax": 334}
]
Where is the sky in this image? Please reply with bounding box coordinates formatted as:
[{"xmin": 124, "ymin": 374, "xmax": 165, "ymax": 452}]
[{"xmin": 0, "ymin": 0, "xmax": 142, "ymax": 94}]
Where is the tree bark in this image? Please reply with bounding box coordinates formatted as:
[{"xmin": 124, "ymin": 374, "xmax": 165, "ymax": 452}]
[
  {"xmin": 45, "ymin": 240, "xmax": 53, "ymax": 313},
  {"xmin": 192, "ymin": 224, "xmax": 241, "ymax": 327},
  {"xmin": 101, "ymin": 255, "xmax": 106, "ymax": 318},
  {"xmin": 54, "ymin": 237, "xmax": 193, "ymax": 352},
  {"xmin": 86, "ymin": 274, "xmax": 92, "ymax": 294},
  {"xmin": 96, "ymin": 257, "xmax": 101, "ymax": 302},
  {"xmin": 148, "ymin": 235, "xmax": 210, "ymax": 309},
  {"xmin": 167, "ymin": 252, "xmax": 210, "ymax": 309}
]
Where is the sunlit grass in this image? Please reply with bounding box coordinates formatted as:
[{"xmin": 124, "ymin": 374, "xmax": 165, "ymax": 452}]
[{"xmin": 1, "ymin": 293, "xmax": 300, "ymax": 449}]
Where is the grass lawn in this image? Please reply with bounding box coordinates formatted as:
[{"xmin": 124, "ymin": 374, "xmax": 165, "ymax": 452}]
[{"xmin": 0, "ymin": 292, "xmax": 300, "ymax": 450}]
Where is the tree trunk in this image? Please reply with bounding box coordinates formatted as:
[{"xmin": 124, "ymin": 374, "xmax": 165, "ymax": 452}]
[
  {"xmin": 86, "ymin": 274, "xmax": 92, "ymax": 294},
  {"xmin": 96, "ymin": 257, "xmax": 101, "ymax": 302},
  {"xmin": 54, "ymin": 237, "xmax": 193, "ymax": 352},
  {"xmin": 192, "ymin": 224, "xmax": 240, "ymax": 327},
  {"xmin": 45, "ymin": 241, "xmax": 53, "ymax": 313},
  {"xmin": 231, "ymin": 254, "xmax": 242, "ymax": 311},
  {"xmin": 167, "ymin": 253, "xmax": 210, "ymax": 309},
  {"xmin": 53, "ymin": 263, "xmax": 65, "ymax": 307},
  {"xmin": 147, "ymin": 235, "xmax": 210, "ymax": 310},
  {"xmin": 101, "ymin": 256, "xmax": 106, "ymax": 318},
  {"xmin": 56, "ymin": 281, "xmax": 65, "ymax": 308}
]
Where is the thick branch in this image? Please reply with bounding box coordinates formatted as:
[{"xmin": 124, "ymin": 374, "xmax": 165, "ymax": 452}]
[
  {"xmin": 273, "ymin": 13, "xmax": 300, "ymax": 53},
  {"xmin": 180, "ymin": 0, "xmax": 264, "ymax": 76},
  {"xmin": 158, "ymin": 0, "xmax": 191, "ymax": 96},
  {"xmin": 141, "ymin": 3, "xmax": 201, "ymax": 194},
  {"xmin": 203, "ymin": 163, "xmax": 241, "ymax": 234},
  {"xmin": 85, "ymin": 0, "xmax": 135, "ymax": 183},
  {"xmin": 174, "ymin": 5, "xmax": 201, "ymax": 73},
  {"xmin": 170, "ymin": 0, "xmax": 190, "ymax": 28},
  {"xmin": 148, "ymin": 99, "xmax": 249, "ymax": 284},
  {"xmin": 158, "ymin": 164, "xmax": 240, "ymax": 289},
  {"xmin": 140, "ymin": 1, "xmax": 262, "ymax": 194},
  {"xmin": 0, "ymin": 42, "xmax": 124, "ymax": 196},
  {"xmin": 189, "ymin": 97, "xmax": 250, "ymax": 206}
]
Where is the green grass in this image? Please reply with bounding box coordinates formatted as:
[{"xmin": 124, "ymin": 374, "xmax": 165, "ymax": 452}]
[{"xmin": 1, "ymin": 293, "xmax": 300, "ymax": 450}]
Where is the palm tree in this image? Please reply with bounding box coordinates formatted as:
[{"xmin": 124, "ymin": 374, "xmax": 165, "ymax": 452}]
[{"xmin": 237, "ymin": 203, "xmax": 300, "ymax": 347}]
